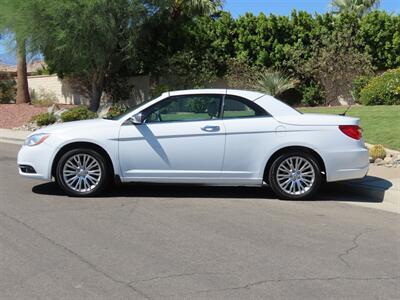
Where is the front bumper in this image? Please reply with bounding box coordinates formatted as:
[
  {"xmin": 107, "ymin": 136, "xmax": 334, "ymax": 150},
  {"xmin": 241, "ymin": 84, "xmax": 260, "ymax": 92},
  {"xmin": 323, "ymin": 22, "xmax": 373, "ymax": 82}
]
[
  {"xmin": 17, "ymin": 143, "xmax": 53, "ymax": 181},
  {"xmin": 324, "ymin": 147, "xmax": 369, "ymax": 182}
]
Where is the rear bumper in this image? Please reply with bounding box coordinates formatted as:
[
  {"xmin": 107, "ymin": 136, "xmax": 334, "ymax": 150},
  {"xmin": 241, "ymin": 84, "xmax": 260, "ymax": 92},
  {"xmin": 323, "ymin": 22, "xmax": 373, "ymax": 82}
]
[{"xmin": 324, "ymin": 147, "xmax": 369, "ymax": 182}]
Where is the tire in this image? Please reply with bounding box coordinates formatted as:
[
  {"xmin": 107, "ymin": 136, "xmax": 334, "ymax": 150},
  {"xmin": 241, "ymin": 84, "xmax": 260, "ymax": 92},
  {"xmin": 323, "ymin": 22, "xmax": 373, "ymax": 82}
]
[
  {"xmin": 268, "ymin": 152, "xmax": 322, "ymax": 200},
  {"xmin": 55, "ymin": 148, "xmax": 109, "ymax": 197}
]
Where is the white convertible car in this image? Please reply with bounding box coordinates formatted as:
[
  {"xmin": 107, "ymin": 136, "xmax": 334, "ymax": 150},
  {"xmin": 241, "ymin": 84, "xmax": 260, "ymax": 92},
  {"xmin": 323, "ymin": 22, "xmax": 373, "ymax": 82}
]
[{"xmin": 18, "ymin": 89, "xmax": 369, "ymax": 199}]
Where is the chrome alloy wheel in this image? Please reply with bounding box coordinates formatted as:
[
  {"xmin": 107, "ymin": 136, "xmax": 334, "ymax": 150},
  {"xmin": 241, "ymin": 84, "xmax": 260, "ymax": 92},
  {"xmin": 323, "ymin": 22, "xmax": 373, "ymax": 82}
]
[
  {"xmin": 276, "ymin": 156, "xmax": 315, "ymax": 195},
  {"xmin": 62, "ymin": 154, "xmax": 102, "ymax": 193}
]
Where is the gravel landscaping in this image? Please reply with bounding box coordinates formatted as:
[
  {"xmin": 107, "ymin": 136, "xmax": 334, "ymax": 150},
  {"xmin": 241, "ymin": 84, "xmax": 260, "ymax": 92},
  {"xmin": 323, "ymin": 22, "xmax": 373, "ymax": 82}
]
[{"xmin": 0, "ymin": 104, "xmax": 47, "ymax": 129}]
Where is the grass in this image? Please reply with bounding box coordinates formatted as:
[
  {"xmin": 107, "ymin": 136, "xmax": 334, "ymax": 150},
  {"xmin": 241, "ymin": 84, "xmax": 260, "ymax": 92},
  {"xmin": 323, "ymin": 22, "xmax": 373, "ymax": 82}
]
[{"xmin": 299, "ymin": 105, "xmax": 400, "ymax": 150}]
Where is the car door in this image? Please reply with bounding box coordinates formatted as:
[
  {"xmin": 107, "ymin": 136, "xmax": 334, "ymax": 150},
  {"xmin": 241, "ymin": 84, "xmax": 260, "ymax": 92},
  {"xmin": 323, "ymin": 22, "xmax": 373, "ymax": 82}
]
[
  {"xmin": 118, "ymin": 94, "xmax": 226, "ymax": 182},
  {"xmin": 221, "ymin": 95, "xmax": 280, "ymax": 184}
]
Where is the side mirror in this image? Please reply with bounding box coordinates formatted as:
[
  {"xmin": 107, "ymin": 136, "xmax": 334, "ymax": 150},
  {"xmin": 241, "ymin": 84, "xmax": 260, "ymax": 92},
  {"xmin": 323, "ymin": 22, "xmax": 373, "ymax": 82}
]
[{"xmin": 130, "ymin": 113, "xmax": 145, "ymax": 125}]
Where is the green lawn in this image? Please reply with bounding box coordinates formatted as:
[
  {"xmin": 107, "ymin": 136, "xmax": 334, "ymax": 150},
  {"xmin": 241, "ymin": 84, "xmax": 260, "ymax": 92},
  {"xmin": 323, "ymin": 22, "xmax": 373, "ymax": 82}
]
[{"xmin": 300, "ymin": 105, "xmax": 400, "ymax": 150}]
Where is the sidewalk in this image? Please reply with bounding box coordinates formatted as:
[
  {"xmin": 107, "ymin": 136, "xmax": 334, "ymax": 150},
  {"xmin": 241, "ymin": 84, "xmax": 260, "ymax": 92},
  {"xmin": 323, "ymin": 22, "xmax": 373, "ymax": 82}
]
[{"xmin": 0, "ymin": 128, "xmax": 31, "ymax": 145}]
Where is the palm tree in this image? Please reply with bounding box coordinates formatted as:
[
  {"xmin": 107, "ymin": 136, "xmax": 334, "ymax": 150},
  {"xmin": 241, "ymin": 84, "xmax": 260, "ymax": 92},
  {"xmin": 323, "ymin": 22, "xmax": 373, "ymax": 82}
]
[
  {"xmin": 331, "ymin": 0, "xmax": 381, "ymax": 16},
  {"xmin": 15, "ymin": 38, "xmax": 30, "ymax": 104},
  {"xmin": 255, "ymin": 70, "xmax": 297, "ymax": 98},
  {"xmin": 0, "ymin": 0, "xmax": 31, "ymax": 104}
]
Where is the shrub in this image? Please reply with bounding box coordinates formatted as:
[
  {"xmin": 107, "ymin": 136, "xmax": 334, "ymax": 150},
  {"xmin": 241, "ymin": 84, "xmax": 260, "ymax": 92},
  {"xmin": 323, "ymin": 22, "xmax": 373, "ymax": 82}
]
[
  {"xmin": 106, "ymin": 103, "xmax": 129, "ymax": 119},
  {"xmin": 224, "ymin": 58, "xmax": 260, "ymax": 90},
  {"xmin": 61, "ymin": 106, "xmax": 97, "ymax": 122},
  {"xmin": 351, "ymin": 75, "xmax": 372, "ymax": 103},
  {"xmin": 360, "ymin": 68, "xmax": 400, "ymax": 105},
  {"xmin": 369, "ymin": 144, "xmax": 386, "ymax": 161},
  {"xmin": 0, "ymin": 79, "xmax": 16, "ymax": 104},
  {"xmin": 32, "ymin": 112, "xmax": 57, "ymax": 126},
  {"xmin": 301, "ymin": 82, "xmax": 325, "ymax": 107},
  {"xmin": 35, "ymin": 66, "xmax": 51, "ymax": 75}
]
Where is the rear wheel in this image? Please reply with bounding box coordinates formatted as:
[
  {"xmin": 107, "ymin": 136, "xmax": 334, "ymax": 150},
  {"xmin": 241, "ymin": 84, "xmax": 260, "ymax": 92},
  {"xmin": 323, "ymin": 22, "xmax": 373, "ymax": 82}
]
[
  {"xmin": 55, "ymin": 148, "xmax": 109, "ymax": 197},
  {"xmin": 268, "ymin": 152, "xmax": 322, "ymax": 200}
]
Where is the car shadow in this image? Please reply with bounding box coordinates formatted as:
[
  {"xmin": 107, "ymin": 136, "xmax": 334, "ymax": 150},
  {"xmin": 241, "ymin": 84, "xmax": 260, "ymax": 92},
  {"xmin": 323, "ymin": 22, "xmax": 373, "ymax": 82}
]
[
  {"xmin": 32, "ymin": 175, "xmax": 392, "ymax": 203},
  {"xmin": 319, "ymin": 175, "xmax": 392, "ymax": 203}
]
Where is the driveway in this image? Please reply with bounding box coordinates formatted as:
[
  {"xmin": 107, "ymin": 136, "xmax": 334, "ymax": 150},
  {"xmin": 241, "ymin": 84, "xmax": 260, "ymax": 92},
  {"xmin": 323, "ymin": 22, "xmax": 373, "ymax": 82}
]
[{"xmin": 0, "ymin": 142, "xmax": 399, "ymax": 299}]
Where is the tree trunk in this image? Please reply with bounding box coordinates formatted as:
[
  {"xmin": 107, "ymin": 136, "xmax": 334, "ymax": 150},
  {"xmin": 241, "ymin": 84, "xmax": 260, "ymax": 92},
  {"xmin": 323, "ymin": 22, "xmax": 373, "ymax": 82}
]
[
  {"xmin": 89, "ymin": 72, "xmax": 105, "ymax": 112},
  {"xmin": 16, "ymin": 39, "xmax": 30, "ymax": 104}
]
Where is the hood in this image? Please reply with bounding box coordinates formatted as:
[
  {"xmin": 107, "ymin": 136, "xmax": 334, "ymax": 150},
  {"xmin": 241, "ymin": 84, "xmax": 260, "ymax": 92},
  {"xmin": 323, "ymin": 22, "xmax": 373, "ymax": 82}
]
[
  {"xmin": 274, "ymin": 113, "xmax": 360, "ymax": 126},
  {"xmin": 33, "ymin": 118, "xmax": 117, "ymax": 135}
]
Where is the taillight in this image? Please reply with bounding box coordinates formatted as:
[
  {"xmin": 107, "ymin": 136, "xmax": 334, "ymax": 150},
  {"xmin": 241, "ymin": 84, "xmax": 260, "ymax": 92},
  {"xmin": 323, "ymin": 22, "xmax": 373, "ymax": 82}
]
[{"xmin": 339, "ymin": 125, "xmax": 362, "ymax": 140}]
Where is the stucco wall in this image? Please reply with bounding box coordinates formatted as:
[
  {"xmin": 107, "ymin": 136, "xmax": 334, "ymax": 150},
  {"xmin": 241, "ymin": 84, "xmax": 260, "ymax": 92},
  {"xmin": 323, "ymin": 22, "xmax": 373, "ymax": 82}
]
[
  {"xmin": 28, "ymin": 75, "xmax": 78, "ymax": 104},
  {"xmin": 27, "ymin": 74, "xmax": 151, "ymax": 105}
]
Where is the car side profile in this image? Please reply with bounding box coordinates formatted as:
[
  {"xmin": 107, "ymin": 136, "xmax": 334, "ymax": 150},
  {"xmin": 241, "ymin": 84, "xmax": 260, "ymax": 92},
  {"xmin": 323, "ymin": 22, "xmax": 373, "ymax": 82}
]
[{"xmin": 17, "ymin": 89, "xmax": 369, "ymax": 200}]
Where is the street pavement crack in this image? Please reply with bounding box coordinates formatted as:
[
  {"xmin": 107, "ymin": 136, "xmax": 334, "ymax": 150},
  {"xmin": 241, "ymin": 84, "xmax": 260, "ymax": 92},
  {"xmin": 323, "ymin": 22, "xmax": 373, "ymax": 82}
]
[
  {"xmin": 338, "ymin": 228, "xmax": 372, "ymax": 268},
  {"xmin": 0, "ymin": 210, "xmax": 153, "ymax": 300},
  {"xmin": 129, "ymin": 271, "xmax": 226, "ymax": 284}
]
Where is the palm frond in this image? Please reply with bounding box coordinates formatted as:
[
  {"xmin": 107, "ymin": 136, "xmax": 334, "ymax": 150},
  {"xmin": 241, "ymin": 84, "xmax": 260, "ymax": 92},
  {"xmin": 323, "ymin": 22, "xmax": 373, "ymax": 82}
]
[
  {"xmin": 255, "ymin": 70, "xmax": 297, "ymax": 97},
  {"xmin": 331, "ymin": 0, "xmax": 381, "ymax": 16}
]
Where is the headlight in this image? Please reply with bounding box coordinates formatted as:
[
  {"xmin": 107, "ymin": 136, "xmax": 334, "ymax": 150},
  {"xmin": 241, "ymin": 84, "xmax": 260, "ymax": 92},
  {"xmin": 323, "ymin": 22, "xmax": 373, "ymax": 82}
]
[{"xmin": 24, "ymin": 133, "xmax": 50, "ymax": 146}]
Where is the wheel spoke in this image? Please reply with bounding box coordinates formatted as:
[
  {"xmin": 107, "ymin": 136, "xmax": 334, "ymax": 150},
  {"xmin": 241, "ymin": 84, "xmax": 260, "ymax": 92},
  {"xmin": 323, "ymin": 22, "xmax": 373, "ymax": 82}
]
[
  {"xmin": 300, "ymin": 163, "xmax": 310, "ymax": 172},
  {"xmin": 86, "ymin": 176, "xmax": 95, "ymax": 185},
  {"xmin": 66, "ymin": 175, "xmax": 78, "ymax": 183},
  {"xmin": 279, "ymin": 164, "xmax": 290, "ymax": 172},
  {"xmin": 64, "ymin": 170, "xmax": 77, "ymax": 175},
  {"xmin": 302, "ymin": 171, "xmax": 314, "ymax": 175},
  {"xmin": 86, "ymin": 161, "xmax": 98, "ymax": 170},
  {"xmin": 88, "ymin": 170, "xmax": 100, "ymax": 174},
  {"xmin": 282, "ymin": 179, "xmax": 291, "ymax": 188},
  {"xmin": 278, "ymin": 173, "xmax": 290, "ymax": 178},
  {"xmin": 300, "ymin": 179, "xmax": 309, "ymax": 187},
  {"xmin": 66, "ymin": 161, "xmax": 77, "ymax": 169},
  {"xmin": 83, "ymin": 179, "xmax": 90, "ymax": 190}
]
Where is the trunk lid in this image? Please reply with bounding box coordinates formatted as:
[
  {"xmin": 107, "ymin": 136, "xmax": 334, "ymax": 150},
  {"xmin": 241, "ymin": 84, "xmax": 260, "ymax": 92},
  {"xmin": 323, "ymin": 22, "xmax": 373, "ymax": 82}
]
[{"xmin": 274, "ymin": 113, "xmax": 360, "ymax": 126}]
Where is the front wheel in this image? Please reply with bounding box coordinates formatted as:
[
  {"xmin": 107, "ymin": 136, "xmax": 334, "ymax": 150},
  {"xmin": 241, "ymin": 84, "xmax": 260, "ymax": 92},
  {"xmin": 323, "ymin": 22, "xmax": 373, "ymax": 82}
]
[
  {"xmin": 55, "ymin": 148, "xmax": 109, "ymax": 197},
  {"xmin": 268, "ymin": 152, "xmax": 322, "ymax": 200}
]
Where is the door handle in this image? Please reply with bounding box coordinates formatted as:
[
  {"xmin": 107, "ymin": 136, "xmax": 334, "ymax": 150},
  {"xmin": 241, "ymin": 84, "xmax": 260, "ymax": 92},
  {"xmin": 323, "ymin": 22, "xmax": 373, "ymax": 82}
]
[{"xmin": 201, "ymin": 125, "xmax": 220, "ymax": 132}]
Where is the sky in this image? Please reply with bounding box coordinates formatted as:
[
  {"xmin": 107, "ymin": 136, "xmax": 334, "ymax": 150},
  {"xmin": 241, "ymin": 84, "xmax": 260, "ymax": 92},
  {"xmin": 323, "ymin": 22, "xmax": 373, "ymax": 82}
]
[
  {"xmin": 224, "ymin": 0, "xmax": 399, "ymax": 17},
  {"xmin": 1, "ymin": 0, "xmax": 399, "ymax": 65}
]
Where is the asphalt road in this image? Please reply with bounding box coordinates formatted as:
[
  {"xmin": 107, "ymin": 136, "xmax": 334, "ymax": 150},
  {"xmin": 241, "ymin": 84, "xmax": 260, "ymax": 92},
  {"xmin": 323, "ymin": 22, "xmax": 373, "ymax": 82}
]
[{"xmin": 0, "ymin": 142, "xmax": 399, "ymax": 300}]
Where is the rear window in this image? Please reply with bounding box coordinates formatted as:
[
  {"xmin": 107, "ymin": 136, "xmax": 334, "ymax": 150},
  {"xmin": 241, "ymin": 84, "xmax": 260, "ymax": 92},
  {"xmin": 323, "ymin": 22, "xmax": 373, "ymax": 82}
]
[{"xmin": 223, "ymin": 95, "xmax": 269, "ymax": 119}]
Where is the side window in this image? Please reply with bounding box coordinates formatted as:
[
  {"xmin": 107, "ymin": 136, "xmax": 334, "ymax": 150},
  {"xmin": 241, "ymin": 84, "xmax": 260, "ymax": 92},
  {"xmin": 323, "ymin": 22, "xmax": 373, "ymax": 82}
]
[
  {"xmin": 223, "ymin": 96, "xmax": 268, "ymax": 119},
  {"xmin": 144, "ymin": 95, "xmax": 222, "ymax": 123}
]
